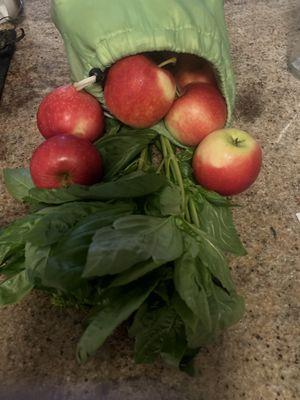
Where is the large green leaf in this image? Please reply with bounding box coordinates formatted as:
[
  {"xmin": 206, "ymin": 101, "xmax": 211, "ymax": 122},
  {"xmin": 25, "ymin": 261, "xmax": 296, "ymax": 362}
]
[
  {"xmin": 0, "ymin": 214, "xmax": 39, "ymax": 245},
  {"xmin": 209, "ymin": 283, "xmax": 245, "ymax": 333},
  {"xmin": 173, "ymin": 294, "xmax": 199, "ymax": 335},
  {"xmin": 96, "ymin": 127, "xmax": 157, "ymax": 180},
  {"xmin": 130, "ymin": 302, "xmax": 186, "ymax": 366},
  {"xmin": 174, "ymin": 251, "xmax": 211, "ymax": 331},
  {"xmin": 0, "ymin": 215, "xmax": 39, "ymax": 264},
  {"xmin": 160, "ymin": 318, "xmax": 187, "ymax": 368},
  {"xmin": 145, "ymin": 184, "xmax": 182, "ymax": 217},
  {"xmin": 76, "ymin": 274, "xmax": 159, "ymax": 363},
  {"xmin": 84, "ymin": 215, "xmax": 183, "ymax": 278},
  {"xmin": 43, "ymin": 205, "xmax": 133, "ymax": 292},
  {"xmin": 25, "ymin": 243, "xmax": 51, "ymax": 288},
  {"xmin": 27, "ymin": 201, "xmax": 124, "ymax": 246},
  {"xmin": 197, "ymin": 197, "xmax": 246, "ymax": 256},
  {"xmin": 194, "ymin": 184, "xmax": 230, "ymax": 207},
  {"xmin": 195, "ymin": 230, "xmax": 235, "ymax": 293},
  {"xmin": 109, "ymin": 260, "xmax": 164, "ymax": 287},
  {"xmin": 3, "ymin": 168, "xmax": 34, "ymax": 201},
  {"xmin": 25, "ymin": 172, "xmax": 167, "ymax": 205},
  {"xmin": 0, "ymin": 270, "xmax": 33, "ymax": 305},
  {"xmin": 0, "ymin": 255, "xmax": 25, "ymax": 278}
]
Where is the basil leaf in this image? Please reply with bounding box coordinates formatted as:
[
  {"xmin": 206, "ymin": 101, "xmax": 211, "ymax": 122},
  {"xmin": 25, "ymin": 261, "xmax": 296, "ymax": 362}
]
[
  {"xmin": 27, "ymin": 201, "xmax": 124, "ymax": 246},
  {"xmin": 76, "ymin": 274, "xmax": 159, "ymax": 363},
  {"xmin": 151, "ymin": 121, "xmax": 188, "ymax": 149},
  {"xmin": 26, "ymin": 172, "xmax": 167, "ymax": 205},
  {"xmin": 177, "ymin": 149, "xmax": 194, "ymax": 179},
  {"xmin": 209, "ymin": 284, "xmax": 245, "ymax": 332},
  {"xmin": 84, "ymin": 215, "xmax": 183, "ymax": 278},
  {"xmin": 130, "ymin": 302, "xmax": 185, "ymax": 365},
  {"xmin": 103, "ymin": 118, "xmax": 121, "ymax": 136},
  {"xmin": 0, "ymin": 215, "xmax": 39, "ymax": 263},
  {"xmin": 0, "ymin": 270, "xmax": 33, "ymax": 305},
  {"xmin": 160, "ymin": 319, "xmax": 187, "ymax": 368},
  {"xmin": 25, "ymin": 243, "xmax": 51, "ymax": 288},
  {"xmin": 197, "ymin": 198, "xmax": 246, "ymax": 256},
  {"xmin": 179, "ymin": 348, "xmax": 200, "ymax": 376},
  {"xmin": 43, "ymin": 205, "xmax": 133, "ymax": 292},
  {"xmin": 109, "ymin": 260, "xmax": 164, "ymax": 287},
  {"xmin": 191, "ymin": 229, "xmax": 235, "ymax": 293},
  {"xmin": 25, "ymin": 242, "xmax": 92, "ymax": 298},
  {"xmin": 96, "ymin": 128, "xmax": 157, "ymax": 180},
  {"xmin": 0, "ymin": 255, "xmax": 25, "ymax": 278},
  {"xmin": 3, "ymin": 168, "xmax": 34, "ymax": 201},
  {"xmin": 196, "ymin": 185, "xmax": 230, "ymax": 207},
  {"xmin": 173, "ymin": 293, "xmax": 199, "ymax": 334},
  {"xmin": 174, "ymin": 251, "xmax": 211, "ymax": 331},
  {"xmin": 0, "ymin": 215, "xmax": 39, "ymax": 245},
  {"xmin": 145, "ymin": 184, "xmax": 182, "ymax": 217}
]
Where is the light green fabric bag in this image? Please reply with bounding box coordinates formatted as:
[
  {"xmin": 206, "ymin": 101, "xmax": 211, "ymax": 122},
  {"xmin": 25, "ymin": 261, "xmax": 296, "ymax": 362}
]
[{"xmin": 51, "ymin": 0, "xmax": 235, "ymax": 123}]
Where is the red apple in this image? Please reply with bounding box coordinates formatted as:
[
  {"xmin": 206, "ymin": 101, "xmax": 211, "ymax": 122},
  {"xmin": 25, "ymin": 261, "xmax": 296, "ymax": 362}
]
[
  {"xmin": 193, "ymin": 128, "xmax": 262, "ymax": 196},
  {"xmin": 30, "ymin": 135, "xmax": 103, "ymax": 189},
  {"xmin": 37, "ymin": 85, "xmax": 105, "ymax": 142},
  {"xmin": 174, "ymin": 54, "xmax": 217, "ymax": 92},
  {"xmin": 104, "ymin": 55, "xmax": 176, "ymax": 128},
  {"xmin": 165, "ymin": 83, "xmax": 227, "ymax": 146}
]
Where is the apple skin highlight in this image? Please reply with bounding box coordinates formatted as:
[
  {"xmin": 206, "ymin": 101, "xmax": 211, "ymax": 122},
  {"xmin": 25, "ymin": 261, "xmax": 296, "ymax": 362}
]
[
  {"xmin": 192, "ymin": 129, "xmax": 262, "ymax": 196},
  {"xmin": 104, "ymin": 55, "xmax": 176, "ymax": 128}
]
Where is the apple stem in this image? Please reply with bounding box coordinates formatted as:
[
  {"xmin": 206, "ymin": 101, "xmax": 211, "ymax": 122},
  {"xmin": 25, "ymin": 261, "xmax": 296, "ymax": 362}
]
[
  {"xmin": 158, "ymin": 57, "xmax": 177, "ymax": 69},
  {"xmin": 73, "ymin": 75, "xmax": 97, "ymax": 91},
  {"xmin": 232, "ymin": 137, "xmax": 245, "ymax": 147}
]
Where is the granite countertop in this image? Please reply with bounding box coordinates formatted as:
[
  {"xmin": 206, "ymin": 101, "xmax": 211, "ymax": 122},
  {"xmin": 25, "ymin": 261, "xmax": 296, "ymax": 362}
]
[{"xmin": 0, "ymin": 1, "xmax": 299, "ymax": 399}]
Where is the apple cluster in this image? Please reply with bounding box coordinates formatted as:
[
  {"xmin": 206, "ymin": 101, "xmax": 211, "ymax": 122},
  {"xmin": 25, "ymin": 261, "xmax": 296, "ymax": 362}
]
[
  {"xmin": 30, "ymin": 53, "xmax": 262, "ymax": 195},
  {"xmin": 30, "ymin": 85, "xmax": 105, "ymax": 189},
  {"xmin": 104, "ymin": 53, "xmax": 262, "ymax": 196}
]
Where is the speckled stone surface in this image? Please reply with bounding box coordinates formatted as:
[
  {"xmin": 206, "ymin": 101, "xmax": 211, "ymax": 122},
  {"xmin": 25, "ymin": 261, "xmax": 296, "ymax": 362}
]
[{"xmin": 0, "ymin": 0, "xmax": 299, "ymax": 399}]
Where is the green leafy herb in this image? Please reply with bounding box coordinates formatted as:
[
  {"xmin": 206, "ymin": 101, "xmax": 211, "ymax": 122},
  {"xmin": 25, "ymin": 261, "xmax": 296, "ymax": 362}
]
[
  {"xmin": 0, "ymin": 215, "xmax": 39, "ymax": 264},
  {"xmin": 0, "ymin": 255, "xmax": 25, "ymax": 278},
  {"xmin": 103, "ymin": 118, "xmax": 121, "ymax": 136},
  {"xmin": 25, "ymin": 243, "xmax": 51, "ymax": 288},
  {"xmin": 3, "ymin": 168, "xmax": 34, "ymax": 201},
  {"xmin": 130, "ymin": 301, "xmax": 186, "ymax": 366},
  {"xmin": 25, "ymin": 172, "xmax": 167, "ymax": 205},
  {"xmin": 77, "ymin": 273, "xmax": 159, "ymax": 363},
  {"xmin": 96, "ymin": 127, "xmax": 157, "ymax": 179},
  {"xmin": 26, "ymin": 204, "xmax": 133, "ymax": 293},
  {"xmin": 0, "ymin": 270, "xmax": 33, "ymax": 305},
  {"xmin": 145, "ymin": 184, "xmax": 182, "ymax": 217},
  {"xmin": 178, "ymin": 221, "xmax": 235, "ymax": 293},
  {"xmin": 174, "ymin": 249, "xmax": 211, "ymax": 331},
  {"xmin": 109, "ymin": 260, "xmax": 164, "ymax": 287},
  {"xmin": 209, "ymin": 283, "xmax": 245, "ymax": 333},
  {"xmin": 27, "ymin": 201, "xmax": 126, "ymax": 247},
  {"xmin": 84, "ymin": 215, "xmax": 183, "ymax": 278},
  {"xmin": 196, "ymin": 196, "xmax": 246, "ymax": 255}
]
